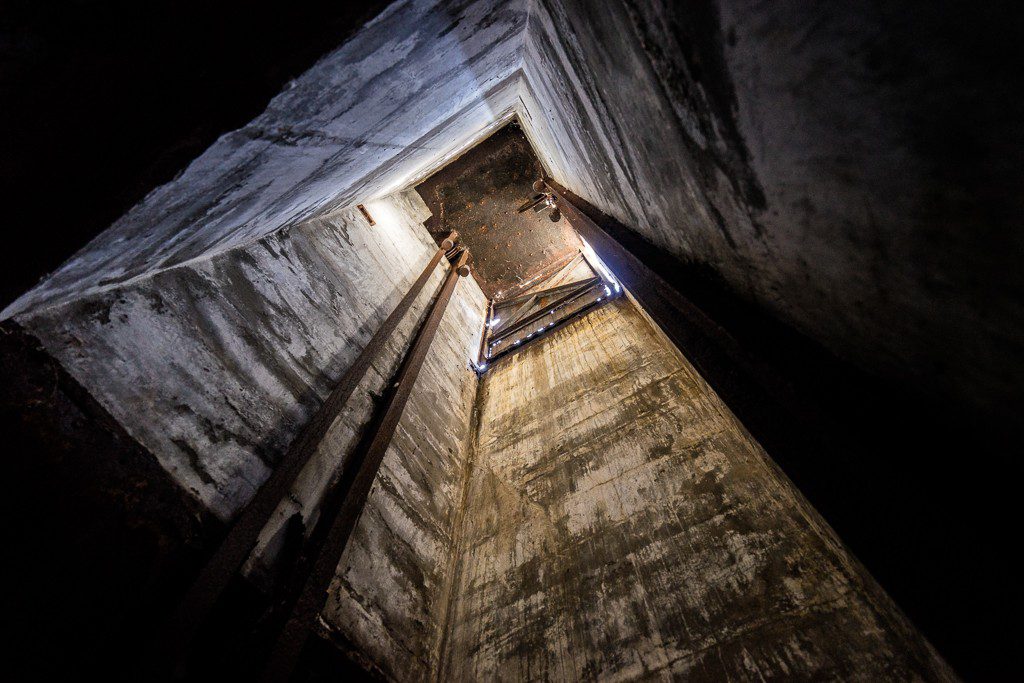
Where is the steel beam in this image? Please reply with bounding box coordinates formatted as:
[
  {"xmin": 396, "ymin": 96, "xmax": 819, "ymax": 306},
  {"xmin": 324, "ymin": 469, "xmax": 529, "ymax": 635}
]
[
  {"xmin": 159, "ymin": 232, "xmax": 457, "ymax": 666},
  {"xmin": 489, "ymin": 278, "xmax": 601, "ymax": 345},
  {"xmin": 260, "ymin": 249, "xmax": 471, "ymax": 682}
]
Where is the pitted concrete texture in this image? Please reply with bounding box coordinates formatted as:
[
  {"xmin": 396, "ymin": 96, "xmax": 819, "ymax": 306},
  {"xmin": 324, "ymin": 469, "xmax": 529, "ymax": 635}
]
[
  {"xmin": 14, "ymin": 190, "xmax": 446, "ymax": 519},
  {"xmin": 519, "ymin": 0, "xmax": 1023, "ymax": 420},
  {"xmin": 417, "ymin": 122, "xmax": 581, "ymax": 299},
  {"xmin": 318, "ymin": 267, "xmax": 486, "ymax": 681},
  {"xmin": 3, "ymin": 0, "xmax": 529, "ymax": 319},
  {"xmin": 440, "ymin": 297, "xmax": 954, "ymax": 681}
]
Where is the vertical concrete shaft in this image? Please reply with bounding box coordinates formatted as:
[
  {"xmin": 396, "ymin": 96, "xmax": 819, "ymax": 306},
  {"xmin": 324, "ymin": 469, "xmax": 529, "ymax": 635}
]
[{"xmin": 439, "ymin": 297, "xmax": 954, "ymax": 681}]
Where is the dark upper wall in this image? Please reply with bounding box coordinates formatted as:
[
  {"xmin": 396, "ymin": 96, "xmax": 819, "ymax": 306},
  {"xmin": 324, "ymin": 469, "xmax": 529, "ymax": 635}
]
[
  {"xmin": 0, "ymin": 0, "xmax": 391, "ymax": 310},
  {"xmin": 522, "ymin": 0, "xmax": 1024, "ymax": 422}
]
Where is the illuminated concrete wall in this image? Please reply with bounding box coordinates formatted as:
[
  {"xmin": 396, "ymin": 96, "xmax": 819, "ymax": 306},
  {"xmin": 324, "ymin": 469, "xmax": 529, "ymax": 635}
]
[
  {"xmin": 14, "ymin": 190, "xmax": 454, "ymax": 518},
  {"xmin": 441, "ymin": 297, "xmax": 953, "ymax": 681}
]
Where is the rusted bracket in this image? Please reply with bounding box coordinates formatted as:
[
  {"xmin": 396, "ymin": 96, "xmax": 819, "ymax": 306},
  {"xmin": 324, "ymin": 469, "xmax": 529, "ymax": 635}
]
[
  {"xmin": 494, "ymin": 271, "xmax": 589, "ymax": 310},
  {"xmin": 260, "ymin": 249, "xmax": 471, "ymax": 682},
  {"xmin": 157, "ymin": 232, "xmax": 458, "ymax": 668}
]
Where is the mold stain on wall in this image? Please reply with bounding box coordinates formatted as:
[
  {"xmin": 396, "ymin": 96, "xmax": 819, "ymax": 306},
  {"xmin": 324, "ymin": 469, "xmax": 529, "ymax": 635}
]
[{"xmin": 437, "ymin": 297, "xmax": 954, "ymax": 681}]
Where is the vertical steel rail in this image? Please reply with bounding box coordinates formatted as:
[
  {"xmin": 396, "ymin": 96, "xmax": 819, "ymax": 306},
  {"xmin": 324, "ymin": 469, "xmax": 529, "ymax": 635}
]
[
  {"xmin": 161, "ymin": 232, "xmax": 457, "ymax": 664},
  {"xmin": 261, "ymin": 249, "xmax": 471, "ymax": 682},
  {"xmin": 546, "ymin": 181, "xmax": 816, "ymax": 425},
  {"xmin": 477, "ymin": 298, "xmax": 494, "ymax": 363}
]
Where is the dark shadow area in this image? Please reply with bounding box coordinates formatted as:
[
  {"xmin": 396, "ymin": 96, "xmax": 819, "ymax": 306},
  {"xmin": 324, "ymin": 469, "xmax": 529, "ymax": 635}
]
[
  {"xmin": 1, "ymin": 321, "xmax": 221, "ymax": 679},
  {"xmin": 553, "ymin": 183, "xmax": 1020, "ymax": 681},
  {"xmin": 0, "ymin": 0, "xmax": 391, "ymax": 310},
  {"xmin": 1, "ymin": 319, "xmax": 383, "ymax": 680}
]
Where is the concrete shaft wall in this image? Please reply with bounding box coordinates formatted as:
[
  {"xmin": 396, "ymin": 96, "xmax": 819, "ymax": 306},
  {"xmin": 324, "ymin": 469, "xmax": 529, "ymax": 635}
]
[
  {"xmin": 15, "ymin": 190, "xmax": 451, "ymax": 519},
  {"xmin": 3, "ymin": 0, "xmax": 528, "ymax": 318},
  {"xmin": 520, "ymin": 0, "xmax": 1023, "ymax": 419},
  {"xmin": 440, "ymin": 298, "xmax": 953, "ymax": 681},
  {"xmin": 1, "ymin": 1, "xmax": 984, "ymax": 676},
  {"xmin": 318, "ymin": 258, "xmax": 486, "ymax": 680}
]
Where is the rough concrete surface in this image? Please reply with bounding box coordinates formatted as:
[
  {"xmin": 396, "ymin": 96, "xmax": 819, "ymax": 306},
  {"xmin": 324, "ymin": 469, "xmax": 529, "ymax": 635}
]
[
  {"xmin": 14, "ymin": 191, "xmax": 444, "ymax": 519},
  {"xmin": 520, "ymin": 0, "xmax": 1024, "ymax": 420},
  {"xmin": 1, "ymin": 0, "xmax": 994, "ymax": 678},
  {"xmin": 441, "ymin": 298, "xmax": 953, "ymax": 681},
  {"xmin": 3, "ymin": 0, "xmax": 529, "ymax": 318}
]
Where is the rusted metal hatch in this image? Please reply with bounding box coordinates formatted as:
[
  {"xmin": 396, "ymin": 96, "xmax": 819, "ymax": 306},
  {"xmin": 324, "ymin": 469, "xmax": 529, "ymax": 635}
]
[
  {"xmin": 416, "ymin": 121, "xmax": 622, "ymax": 369},
  {"xmin": 416, "ymin": 121, "xmax": 582, "ymax": 300}
]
